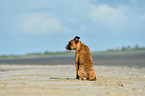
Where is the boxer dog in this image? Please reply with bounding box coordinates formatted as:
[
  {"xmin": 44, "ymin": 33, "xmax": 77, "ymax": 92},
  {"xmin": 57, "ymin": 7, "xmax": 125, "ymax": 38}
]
[{"xmin": 65, "ymin": 36, "xmax": 96, "ymax": 81}]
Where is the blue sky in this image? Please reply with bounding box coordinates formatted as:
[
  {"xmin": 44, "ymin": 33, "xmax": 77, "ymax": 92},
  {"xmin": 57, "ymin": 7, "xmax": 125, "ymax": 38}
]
[{"xmin": 0, "ymin": 0, "xmax": 145, "ymax": 55}]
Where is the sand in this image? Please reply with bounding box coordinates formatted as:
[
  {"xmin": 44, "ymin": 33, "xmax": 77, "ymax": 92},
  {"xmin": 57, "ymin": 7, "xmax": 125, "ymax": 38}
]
[{"xmin": 0, "ymin": 65, "xmax": 145, "ymax": 96}]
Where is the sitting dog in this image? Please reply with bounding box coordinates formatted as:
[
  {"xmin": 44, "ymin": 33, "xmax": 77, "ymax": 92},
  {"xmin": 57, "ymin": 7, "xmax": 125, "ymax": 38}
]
[{"xmin": 65, "ymin": 36, "xmax": 96, "ymax": 81}]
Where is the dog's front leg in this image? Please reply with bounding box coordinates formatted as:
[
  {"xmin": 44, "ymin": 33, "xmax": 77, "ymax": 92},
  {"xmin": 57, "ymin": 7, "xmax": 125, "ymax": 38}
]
[{"xmin": 75, "ymin": 54, "xmax": 79, "ymax": 79}]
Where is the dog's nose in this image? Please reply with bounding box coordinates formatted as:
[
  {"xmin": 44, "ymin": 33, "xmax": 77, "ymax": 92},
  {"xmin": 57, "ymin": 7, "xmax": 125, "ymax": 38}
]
[{"xmin": 65, "ymin": 45, "xmax": 68, "ymax": 49}]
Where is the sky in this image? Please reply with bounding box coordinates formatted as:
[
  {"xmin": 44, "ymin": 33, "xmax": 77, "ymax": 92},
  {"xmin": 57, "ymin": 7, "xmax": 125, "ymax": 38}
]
[{"xmin": 0, "ymin": 0, "xmax": 145, "ymax": 55}]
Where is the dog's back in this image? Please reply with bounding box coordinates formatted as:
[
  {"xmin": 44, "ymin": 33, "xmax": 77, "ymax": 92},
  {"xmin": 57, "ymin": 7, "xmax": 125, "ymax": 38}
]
[{"xmin": 76, "ymin": 43, "xmax": 96, "ymax": 81}]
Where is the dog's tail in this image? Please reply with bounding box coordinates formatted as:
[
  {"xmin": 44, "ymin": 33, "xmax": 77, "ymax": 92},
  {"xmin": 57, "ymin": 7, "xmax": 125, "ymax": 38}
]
[
  {"xmin": 86, "ymin": 73, "xmax": 89, "ymax": 80},
  {"xmin": 86, "ymin": 77, "xmax": 89, "ymax": 80}
]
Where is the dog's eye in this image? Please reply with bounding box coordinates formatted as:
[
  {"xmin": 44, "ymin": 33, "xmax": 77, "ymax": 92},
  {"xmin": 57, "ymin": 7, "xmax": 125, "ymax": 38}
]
[{"xmin": 69, "ymin": 43, "xmax": 72, "ymax": 45}]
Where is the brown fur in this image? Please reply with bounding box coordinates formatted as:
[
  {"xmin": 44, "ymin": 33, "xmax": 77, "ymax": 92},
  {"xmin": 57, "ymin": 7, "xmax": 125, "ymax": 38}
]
[{"xmin": 66, "ymin": 36, "xmax": 97, "ymax": 81}]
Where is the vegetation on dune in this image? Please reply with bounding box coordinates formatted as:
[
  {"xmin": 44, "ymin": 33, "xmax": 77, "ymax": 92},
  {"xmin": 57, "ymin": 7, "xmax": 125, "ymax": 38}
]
[
  {"xmin": 92, "ymin": 44, "xmax": 145, "ymax": 54},
  {"xmin": 0, "ymin": 44, "xmax": 145, "ymax": 58},
  {"xmin": 0, "ymin": 51, "xmax": 74, "ymax": 58},
  {"xmin": 106, "ymin": 44, "xmax": 145, "ymax": 52}
]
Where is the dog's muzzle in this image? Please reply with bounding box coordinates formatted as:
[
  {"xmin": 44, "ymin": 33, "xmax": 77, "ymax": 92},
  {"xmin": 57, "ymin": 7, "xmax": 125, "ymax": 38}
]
[{"xmin": 65, "ymin": 44, "xmax": 71, "ymax": 50}]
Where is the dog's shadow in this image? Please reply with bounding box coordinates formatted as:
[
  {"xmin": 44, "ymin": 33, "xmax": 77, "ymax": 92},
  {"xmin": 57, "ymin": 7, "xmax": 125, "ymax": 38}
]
[{"xmin": 50, "ymin": 77, "xmax": 76, "ymax": 80}]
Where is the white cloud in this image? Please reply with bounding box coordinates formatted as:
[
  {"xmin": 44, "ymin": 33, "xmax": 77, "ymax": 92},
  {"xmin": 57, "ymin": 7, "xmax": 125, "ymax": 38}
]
[
  {"xmin": 89, "ymin": 4, "xmax": 126, "ymax": 26},
  {"xmin": 19, "ymin": 13, "xmax": 62, "ymax": 35}
]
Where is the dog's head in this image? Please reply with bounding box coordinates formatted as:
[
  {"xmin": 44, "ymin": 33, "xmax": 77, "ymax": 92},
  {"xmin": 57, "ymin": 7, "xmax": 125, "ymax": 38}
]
[{"xmin": 65, "ymin": 36, "xmax": 81, "ymax": 50}]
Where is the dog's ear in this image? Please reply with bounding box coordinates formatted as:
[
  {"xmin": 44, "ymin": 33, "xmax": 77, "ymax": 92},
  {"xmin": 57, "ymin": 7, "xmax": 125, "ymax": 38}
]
[{"xmin": 74, "ymin": 36, "xmax": 80, "ymax": 43}]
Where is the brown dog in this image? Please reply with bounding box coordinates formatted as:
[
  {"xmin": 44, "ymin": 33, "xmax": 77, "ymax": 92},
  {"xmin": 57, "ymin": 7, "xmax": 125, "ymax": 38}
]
[{"xmin": 65, "ymin": 36, "xmax": 96, "ymax": 81}]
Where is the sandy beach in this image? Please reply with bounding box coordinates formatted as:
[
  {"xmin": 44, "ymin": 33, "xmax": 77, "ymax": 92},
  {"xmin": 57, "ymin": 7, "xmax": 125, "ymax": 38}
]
[{"xmin": 0, "ymin": 65, "xmax": 145, "ymax": 96}]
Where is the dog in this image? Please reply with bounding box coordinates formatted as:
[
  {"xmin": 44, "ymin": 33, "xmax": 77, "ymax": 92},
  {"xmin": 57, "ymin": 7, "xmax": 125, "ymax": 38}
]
[{"xmin": 65, "ymin": 36, "xmax": 96, "ymax": 81}]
